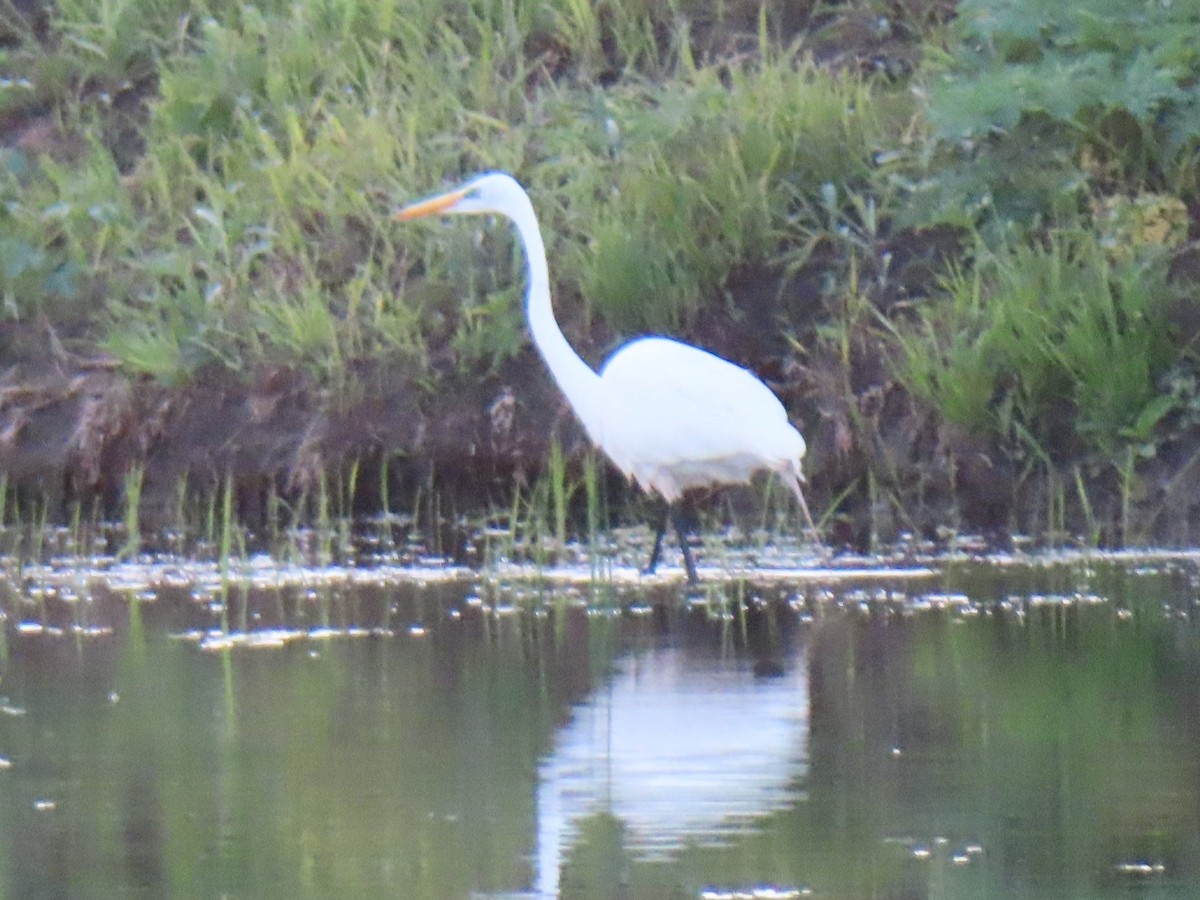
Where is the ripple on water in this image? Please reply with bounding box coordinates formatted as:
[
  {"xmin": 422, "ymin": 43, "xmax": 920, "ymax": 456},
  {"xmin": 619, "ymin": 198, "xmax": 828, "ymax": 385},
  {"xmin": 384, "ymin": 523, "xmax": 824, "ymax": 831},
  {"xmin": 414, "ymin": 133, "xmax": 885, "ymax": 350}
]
[
  {"xmin": 4, "ymin": 542, "xmax": 1200, "ymax": 647},
  {"xmin": 4, "ymin": 537, "xmax": 1200, "ymax": 900}
]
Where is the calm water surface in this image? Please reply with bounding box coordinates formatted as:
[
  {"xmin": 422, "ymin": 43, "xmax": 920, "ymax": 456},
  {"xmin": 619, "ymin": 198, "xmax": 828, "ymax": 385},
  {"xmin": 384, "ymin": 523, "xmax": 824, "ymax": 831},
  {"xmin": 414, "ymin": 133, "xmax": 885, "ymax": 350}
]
[{"xmin": 2, "ymin": 549, "xmax": 1200, "ymax": 898}]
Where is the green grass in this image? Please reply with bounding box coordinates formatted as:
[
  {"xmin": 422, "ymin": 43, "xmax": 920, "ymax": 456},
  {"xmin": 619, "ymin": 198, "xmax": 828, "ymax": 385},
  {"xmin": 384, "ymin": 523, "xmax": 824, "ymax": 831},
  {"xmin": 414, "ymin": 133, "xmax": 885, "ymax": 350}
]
[
  {"xmin": 892, "ymin": 230, "xmax": 1178, "ymax": 463},
  {"xmin": 2, "ymin": 0, "xmax": 889, "ymax": 380}
]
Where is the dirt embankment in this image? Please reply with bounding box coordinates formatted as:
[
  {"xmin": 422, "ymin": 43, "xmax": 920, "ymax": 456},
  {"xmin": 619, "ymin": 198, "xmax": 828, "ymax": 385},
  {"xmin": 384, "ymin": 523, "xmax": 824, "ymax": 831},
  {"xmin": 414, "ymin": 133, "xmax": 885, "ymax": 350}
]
[{"xmin": 1, "ymin": 222, "xmax": 1186, "ymax": 551}]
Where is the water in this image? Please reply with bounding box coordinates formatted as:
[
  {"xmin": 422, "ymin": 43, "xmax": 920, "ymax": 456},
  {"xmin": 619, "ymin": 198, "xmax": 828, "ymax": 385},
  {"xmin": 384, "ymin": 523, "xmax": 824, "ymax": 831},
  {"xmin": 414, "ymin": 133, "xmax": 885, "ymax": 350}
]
[{"xmin": 2, "ymin": 546, "xmax": 1200, "ymax": 898}]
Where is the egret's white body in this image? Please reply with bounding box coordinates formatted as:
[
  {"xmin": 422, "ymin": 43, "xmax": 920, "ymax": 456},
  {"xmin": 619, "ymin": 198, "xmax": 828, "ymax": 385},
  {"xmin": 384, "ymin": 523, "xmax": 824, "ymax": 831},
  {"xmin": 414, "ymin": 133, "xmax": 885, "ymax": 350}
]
[
  {"xmin": 595, "ymin": 336, "xmax": 807, "ymax": 503},
  {"xmin": 397, "ymin": 172, "xmax": 815, "ymax": 579}
]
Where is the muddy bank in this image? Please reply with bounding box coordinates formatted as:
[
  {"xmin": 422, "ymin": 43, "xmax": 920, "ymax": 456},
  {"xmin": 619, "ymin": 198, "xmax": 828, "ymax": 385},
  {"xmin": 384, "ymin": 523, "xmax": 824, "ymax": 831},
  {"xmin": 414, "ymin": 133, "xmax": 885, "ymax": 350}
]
[
  {"xmin": 0, "ymin": 317, "xmax": 593, "ymax": 529},
  {"xmin": 4, "ymin": 288, "xmax": 1200, "ymax": 551}
]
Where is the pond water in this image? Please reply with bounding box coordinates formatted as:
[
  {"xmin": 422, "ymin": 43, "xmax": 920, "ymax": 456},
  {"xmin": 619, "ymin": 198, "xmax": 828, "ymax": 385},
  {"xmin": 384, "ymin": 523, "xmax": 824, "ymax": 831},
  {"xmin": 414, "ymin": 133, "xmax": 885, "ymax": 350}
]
[{"xmin": 2, "ymin": 542, "xmax": 1200, "ymax": 899}]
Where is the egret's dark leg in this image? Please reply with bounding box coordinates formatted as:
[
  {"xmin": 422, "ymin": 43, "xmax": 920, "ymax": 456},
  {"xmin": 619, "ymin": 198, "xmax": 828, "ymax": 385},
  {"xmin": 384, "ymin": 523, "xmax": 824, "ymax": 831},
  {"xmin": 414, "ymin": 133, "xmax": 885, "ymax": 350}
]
[
  {"xmin": 671, "ymin": 506, "xmax": 700, "ymax": 584},
  {"xmin": 644, "ymin": 500, "xmax": 699, "ymax": 583},
  {"xmin": 644, "ymin": 501, "xmax": 669, "ymax": 574}
]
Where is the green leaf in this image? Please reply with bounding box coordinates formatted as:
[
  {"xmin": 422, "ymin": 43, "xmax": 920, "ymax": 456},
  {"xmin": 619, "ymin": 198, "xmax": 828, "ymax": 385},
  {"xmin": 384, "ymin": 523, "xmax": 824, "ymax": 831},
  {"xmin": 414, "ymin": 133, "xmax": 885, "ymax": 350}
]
[
  {"xmin": 1105, "ymin": 49, "xmax": 1184, "ymax": 119},
  {"xmin": 1124, "ymin": 393, "xmax": 1176, "ymax": 443}
]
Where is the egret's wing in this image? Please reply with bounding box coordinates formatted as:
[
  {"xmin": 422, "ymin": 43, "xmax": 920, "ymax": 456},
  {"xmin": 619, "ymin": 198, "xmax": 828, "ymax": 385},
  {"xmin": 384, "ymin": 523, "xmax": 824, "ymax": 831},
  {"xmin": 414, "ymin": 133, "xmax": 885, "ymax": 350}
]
[{"xmin": 597, "ymin": 337, "xmax": 801, "ymax": 477}]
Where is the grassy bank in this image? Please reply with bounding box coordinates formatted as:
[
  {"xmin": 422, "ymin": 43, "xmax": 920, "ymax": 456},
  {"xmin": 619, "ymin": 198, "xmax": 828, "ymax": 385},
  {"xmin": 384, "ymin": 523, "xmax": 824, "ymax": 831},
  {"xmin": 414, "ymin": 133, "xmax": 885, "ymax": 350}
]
[{"xmin": 1, "ymin": 0, "xmax": 1199, "ymax": 549}]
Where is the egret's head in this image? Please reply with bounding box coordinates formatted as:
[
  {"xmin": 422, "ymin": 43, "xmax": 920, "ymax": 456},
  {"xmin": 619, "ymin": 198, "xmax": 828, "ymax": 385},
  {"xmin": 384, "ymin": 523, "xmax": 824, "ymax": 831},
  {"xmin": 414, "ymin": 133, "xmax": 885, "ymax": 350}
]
[{"xmin": 394, "ymin": 171, "xmax": 524, "ymax": 221}]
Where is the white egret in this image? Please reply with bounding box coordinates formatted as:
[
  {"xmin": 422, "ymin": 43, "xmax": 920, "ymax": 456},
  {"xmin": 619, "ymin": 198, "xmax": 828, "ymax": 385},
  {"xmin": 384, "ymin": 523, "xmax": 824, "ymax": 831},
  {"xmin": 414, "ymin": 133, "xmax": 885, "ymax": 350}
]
[{"xmin": 396, "ymin": 172, "xmax": 817, "ymax": 582}]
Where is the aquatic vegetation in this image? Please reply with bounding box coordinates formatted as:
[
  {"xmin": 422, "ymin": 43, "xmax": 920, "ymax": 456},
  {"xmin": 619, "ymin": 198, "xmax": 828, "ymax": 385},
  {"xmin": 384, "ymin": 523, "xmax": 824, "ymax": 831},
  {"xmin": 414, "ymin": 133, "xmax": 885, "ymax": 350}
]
[{"xmin": 119, "ymin": 464, "xmax": 143, "ymax": 559}]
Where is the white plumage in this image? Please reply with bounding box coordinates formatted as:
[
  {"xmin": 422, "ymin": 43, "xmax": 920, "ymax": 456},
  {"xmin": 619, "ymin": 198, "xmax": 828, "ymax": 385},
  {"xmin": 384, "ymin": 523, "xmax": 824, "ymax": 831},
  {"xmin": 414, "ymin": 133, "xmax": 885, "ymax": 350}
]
[
  {"xmin": 397, "ymin": 172, "xmax": 817, "ymax": 581},
  {"xmin": 597, "ymin": 336, "xmax": 807, "ymax": 502}
]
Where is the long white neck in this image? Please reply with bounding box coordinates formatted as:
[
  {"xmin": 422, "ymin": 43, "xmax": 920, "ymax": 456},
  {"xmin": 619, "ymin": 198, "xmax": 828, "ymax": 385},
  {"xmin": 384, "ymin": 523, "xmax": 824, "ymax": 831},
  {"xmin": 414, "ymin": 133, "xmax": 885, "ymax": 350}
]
[{"xmin": 506, "ymin": 194, "xmax": 604, "ymax": 440}]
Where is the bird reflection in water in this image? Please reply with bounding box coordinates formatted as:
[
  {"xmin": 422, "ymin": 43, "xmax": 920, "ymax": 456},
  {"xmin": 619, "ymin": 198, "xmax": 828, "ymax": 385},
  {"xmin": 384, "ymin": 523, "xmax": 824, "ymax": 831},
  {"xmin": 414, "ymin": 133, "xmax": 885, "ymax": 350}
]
[{"xmin": 532, "ymin": 638, "xmax": 809, "ymax": 897}]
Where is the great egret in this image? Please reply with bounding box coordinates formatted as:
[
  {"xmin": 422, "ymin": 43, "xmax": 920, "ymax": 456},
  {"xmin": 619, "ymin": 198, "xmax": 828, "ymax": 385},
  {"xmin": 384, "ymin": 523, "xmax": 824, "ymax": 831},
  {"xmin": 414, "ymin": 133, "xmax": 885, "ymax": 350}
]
[{"xmin": 396, "ymin": 172, "xmax": 817, "ymax": 582}]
